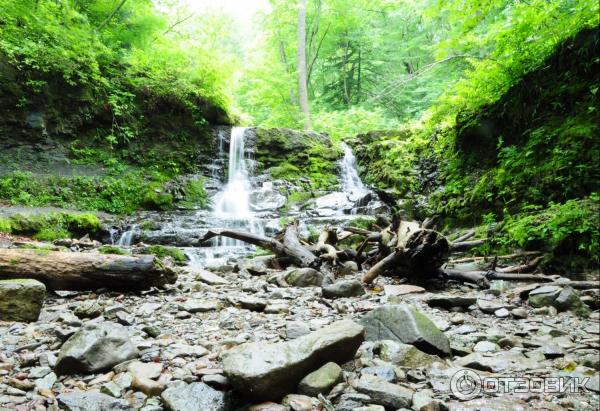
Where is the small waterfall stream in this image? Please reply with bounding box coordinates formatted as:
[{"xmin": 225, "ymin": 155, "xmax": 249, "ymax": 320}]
[
  {"xmin": 211, "ymin": 127, "xmax": 264, "ymax": 246},
  {"xmin": 340, "ymin": 142, "xmax": 367, "ymax": 196},
  {"xmin": 114, "ymin": 224, "xmax": 138, "ymax": 247}
]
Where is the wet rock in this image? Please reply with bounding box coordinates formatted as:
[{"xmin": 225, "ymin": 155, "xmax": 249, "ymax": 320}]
[
  {"xmin": 55, "ymin": 322, "xmax": 139, "ymax": 375},
  {"xmin": 426, "ymin": 295, "xmax": 476, "ymax": 310},
  {"xmin": 0, "ymin": 279, "xmax": 45, "ymax": 322},
  {"xmin": 283, "ymin": 268, "xmax": 324, "ymax": 287},
  {"xmin": 57, "ymin": 391, "xmax": 133, "ymax": 411},
  {"xmin": 361, "ymin": 305, "xmax": 451, "ymax": 357},
  {"xmin": 315, "ymin": 192, "xmax": 352, "ymax": 211},
  {"xmin": 554, "ymin": 286, "xmax": 590, "ymax": 315},
  {"xmin": 322, "ymin": 279, "xmax": 365, "ymax": 299},
  {"xmin": 297, "ymin": 361, "xmax": 343, "ymax": 396},
  {"xmin": 161, "ymin": 381, "xmax": 231, "ymax": 411},
  {"xmin": 250, "ymin": 184, "xmax": 286, "ymax": 211},
  {"xmin": 335, "ymin": 393, "xmax": 372, "ymax": 411},
  {"xmin": 354, "ymin": 374, "xmax": 413, "ymax": 409},
  {"xmin": 222, "ymin": 319, "xmax": 364, "ymax": 401}
]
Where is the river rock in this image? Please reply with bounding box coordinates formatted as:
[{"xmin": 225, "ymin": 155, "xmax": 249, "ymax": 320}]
[
  {"xmin": 283, "ymin": 268, "xmax": 324, "ymax": 287},
  {"xmin": 0, "ymin": 279, "xmax": 45, "ymax": 322},
  {"xmin": 354, "ymin": 374, "xmax": 413, "ymax": 409},
  {"xmin": 361, "ymin": 305, "xmax": 451, "ymax": 356},
  {"xmin": 322, "ymin": 279, "xmax": 365, "ymax": 299},
  {"xmin": 315, "ymin": 192, "xmax": 351, "ymax": 210},
  {"xmin": 55, "ymin": 322, "xmax": 139, "ymax": 375},
  {"xmin": 57, "ymin": 391, "xmax": 133, "ymax": 411},
  {"xmin": 222, "ymin": 319, "xmax": 364, "ymax": 401},
  {"xmin": 161, "ymin": 381, "xmax": 230, "ymax": 411},
  {"xmin": 297, "ymin": 362, "xmax": 343, "ymax": 396}
]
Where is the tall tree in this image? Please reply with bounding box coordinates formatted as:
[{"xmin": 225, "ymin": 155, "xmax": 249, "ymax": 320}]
[{"xmin": 296, "ymin": 0, "xmax": 311, "ymax": 130}]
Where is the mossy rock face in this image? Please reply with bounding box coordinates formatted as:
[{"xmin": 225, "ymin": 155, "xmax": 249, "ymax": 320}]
[
  {"xmin": 0, "ymin": 211, "xmax": 102, "ymax": 240},
  {"xmin": 251, "ymin": 127, "xmax": 342, "ymax": 190},
  {"xmin": 0, "ymin": 279, "xmax": 46, "ymax": 322}
]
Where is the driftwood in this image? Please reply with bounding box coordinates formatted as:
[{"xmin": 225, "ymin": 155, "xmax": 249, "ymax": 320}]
[
  {"xmin": 362, "ymin": 220, "xmax": 450, "ymax": 284},
  {"xmin": 0, "ymin": 249, "xmax": 178, "ymax": 291},
  {"xmin": 450, "ymin": 251, "xmax": 542, "ymax": 264},
  {"xmin": 200, "ymin": 222, "xmax": 320, "ymax": 268}
]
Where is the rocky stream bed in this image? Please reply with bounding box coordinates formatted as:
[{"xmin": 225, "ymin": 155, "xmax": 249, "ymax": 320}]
[{"xmin": 0, "ymin": 129, "xmax": 599, "ymax": 411}]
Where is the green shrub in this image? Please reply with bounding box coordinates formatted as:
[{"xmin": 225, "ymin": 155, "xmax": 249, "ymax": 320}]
[{"xmin": 181, "ymin": 178, "xmax": 208, "ymax": 208}]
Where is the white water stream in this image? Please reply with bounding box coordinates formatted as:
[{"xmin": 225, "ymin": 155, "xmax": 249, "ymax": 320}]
[{"xmin": 211, "ymin": 127, "xmax": 264, "ymax": 246}]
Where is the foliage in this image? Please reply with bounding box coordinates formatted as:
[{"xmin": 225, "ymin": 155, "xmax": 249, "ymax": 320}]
[{"xmin": 0, "ymin": 168, "xmax": 212, "ymax": 214}]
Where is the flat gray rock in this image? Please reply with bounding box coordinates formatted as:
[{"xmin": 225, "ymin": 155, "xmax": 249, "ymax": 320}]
[
  {"xmin": 361, "ymin": 304, "xmax": 451, "ymax": 356},
  {"xmin": 283, "ymin": 268, "xmax": 324, "ymax": 287},
  {"xmin": 57, "ymin": 391, "xmax": 133, "ymax": 411},
  {"xmin": 222, "ymin": 319, "xmax": 364, "ymax": 401}
]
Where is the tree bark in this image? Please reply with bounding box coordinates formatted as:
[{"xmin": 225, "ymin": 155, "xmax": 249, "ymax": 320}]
[
  {"xmin": 98, "ymin": 0, "xmax": 128, "ymax": 30},
  {"xmin": 297, "ymin": 0, "xmax": 311, "ymax": 129},
  {"xmin": 0, "ymin": 249, "xmax": 177, "ymax": 291}
]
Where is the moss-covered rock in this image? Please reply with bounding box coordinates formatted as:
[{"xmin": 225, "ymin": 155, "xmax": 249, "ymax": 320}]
[
  {"xmin": 145, "ymin": 245, "xmax": 186, "ymax": 264},
  {"xmin": 0, "ymin": 279, "xmax": 46, "ymax": 322},
  {"xmin": 252, "ymin": 128, "xmax": 342, "ymax": 190}
]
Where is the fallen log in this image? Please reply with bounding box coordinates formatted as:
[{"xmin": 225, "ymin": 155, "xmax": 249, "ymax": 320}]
[
  {"xmin": 497, "ymin": 255, "xmax": 544, "ymax": 273},
  {"xmin": 0, "ymin": 249, "xmax": 178, "ymax": 291}
]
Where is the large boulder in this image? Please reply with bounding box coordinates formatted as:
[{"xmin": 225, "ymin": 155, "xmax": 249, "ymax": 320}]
[
  {"xmin": 222, "ymin": 320, "xmax": 364, "ymax": 401},
  {"xmin": 0, "ymin": 279, "xmax": 46, "ymax": 322},
  {"xmin": 161, "ymin": 382, "xmax": 231, "ymax": 411},
  {"xmin": 528, "ymin": 285, "xmax": 562, "ymax": 308},
  {"xmin": 360, "ymin": 305, "xmax": 451, "ymax": 357},
  {"xmin": 55, "ymin": 322, "xmax": 139, "ymax": 375}
]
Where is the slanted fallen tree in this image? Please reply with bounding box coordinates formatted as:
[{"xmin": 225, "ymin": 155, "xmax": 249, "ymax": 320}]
[{"xmin": 0, "ymin": 249, "xmax": 178, "ymax": 291}]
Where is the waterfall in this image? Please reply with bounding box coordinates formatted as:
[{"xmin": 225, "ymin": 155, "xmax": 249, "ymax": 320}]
[
  {"xmin": 340, "ymin": 142, "xmax": 366, "ymax": 195},
  {"xmin": 212, "ymin": 127, "xmax": 263, "ymax": 246},
  {"xmin": 115, "ymin": 224, "xmax": 137, "ymax": 247}
]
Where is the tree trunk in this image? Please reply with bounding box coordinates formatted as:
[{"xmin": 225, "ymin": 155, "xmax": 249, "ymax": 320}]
[
  {"xmin": 297, "ymin": 0, "xmax": 311, "ymax": 130},
  {"xmin": 0, "ymin": 249, "xmax": 177, "ymax": 291}
]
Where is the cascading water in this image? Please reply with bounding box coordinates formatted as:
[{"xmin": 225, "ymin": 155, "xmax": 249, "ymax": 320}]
[
  {"xmin": 115, "ymin": 224, "xmax": 137, "ymax": 247},
  {"xmin": 340, "ymin": 142, "xmax": 367, "ymax": 201},
  {"xmin": 212, "ymin": 127, "xmax": 264, "ymax": 246}
]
